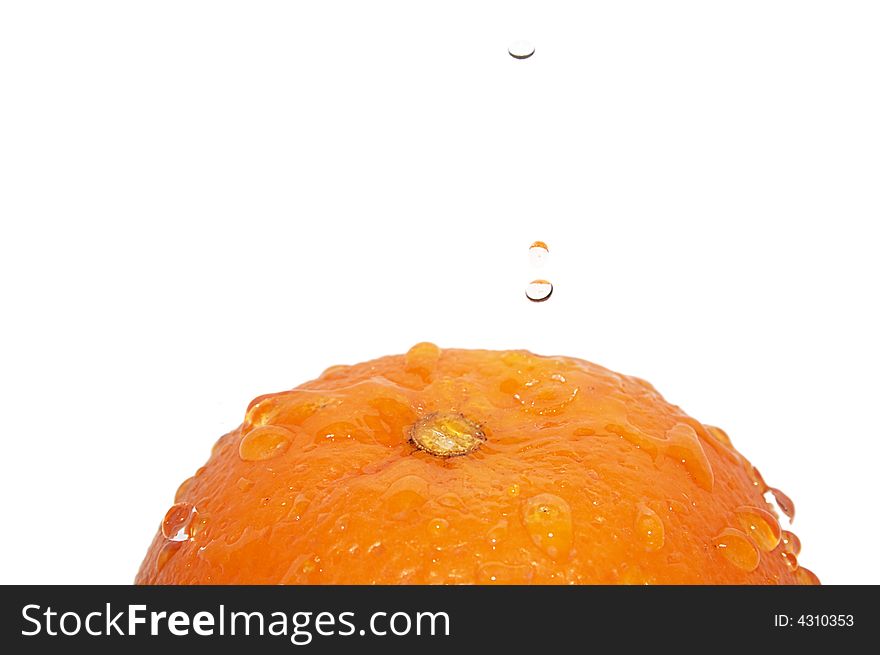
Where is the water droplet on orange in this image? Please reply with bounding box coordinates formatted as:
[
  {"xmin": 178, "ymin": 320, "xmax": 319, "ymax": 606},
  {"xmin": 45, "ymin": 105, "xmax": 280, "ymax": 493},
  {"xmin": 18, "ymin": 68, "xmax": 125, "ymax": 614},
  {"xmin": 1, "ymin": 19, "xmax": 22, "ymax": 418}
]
[
  {"xmin": 238, "ymin": 425, "xmax": 295, "ymax": 461},
  {"xmin": 487, "ymin": 518, "xmax": 508, "ymax": 545},
  {"xmin": 241, "ymin": 393, "xmax": 283, "ymax": 434},
  {"xmin": 666, "ymin": 499, "xmax": 690, "ymax": 514},
  {"xmin": 236, "ymin": 476, "xmax": 254, "ymax": 492},
  {"xmin": 748, "ymin": 465, "xmax": 769, "ymax": 492},
  {"xmin": 223, "ymin": 528, "xmax": 244, "ymax": 546},
  {"xmin": 705, "ymin": 425, "xmax": 733, "ymax": 447},
  {"xmin": 427, "ymin": 517, "xmax": 449, "ymax": 537},
  {"xmin": 521, "ymin": 493, "xmax": 573, "ymax": 560},
  {"xmin": 436, "ymin": 493, "xmax": 464, "ymax": 509},
  {"xmin": 797, "ymin": 567, "xmax": 820, "ymax": 585},
  {"xmin": 190, "ymin": 513, "xmax": 209, "ymax": 538},
  {"xmin": 362, "ymin": 396, "xmax": 416, "ymax": 445},
  {"xmin": 174, "ymin": 476, "xmax": 195, "ymax": 503},
  {"xmin": 734, "ymin": 505, "xmax": 782, "ymax": 551},
  {"xmin": 478, "ymin": 561, "xmax": 534, "ymax": 583},
  {"xmin": 320, "ymin": 363, "xmax": 351, "ymax": 378},
  {"xmin": 617, "ymin": 564, "xmax": 657, "ymax": 585},
  {"xmin": 242, "ymin": 393, "xmax": 325, "ymax": 435},
  {"xmin": 499, "ymin": 378, "xmax": 520, "ymax": 396},
  {"xmin": 511, "ymin": 371, "xmax": 579, "ymax": 417},
  {"xmin": 713, "ymin": 527, "xmax": 760, "ymax": 572},
  {"xmin": 405, "ymin": 342, "xmax": 441, "ymax": 378},
  {"xmin": 156, "ymin": 541, "xmax": 182, "ymax": 573},
  {"xmin": 500, "ymin": 350, "xmax": 536, "ymax": 368},
  {"xmin": 667, "ymin": 552, "xmax": 685, "ymax": 566},
  {"xmin": 381, "ymin": 474, "xmax": 429, "ymax": 517},
  {"xmin": 301, "ymin": 555, "xmax": 320, "ymax": 576},
  {"xmin": 314, "ymin": 421, "xmax": 368, "ymax": 444},
  {"xmin": 525, "ymin": 279, "xmax": 553, "ymax": 302},
  {"xmin": 289, "ymin": 493, "xmax": 310, "ymax": 521},
  {"xmin": 210, "ymin": 434, "xmax": 230, "ymax": 458},
  {"xmin": 768, "ymin": 487, "xmax": 795, "ymax": 522},
  {"xmin": 781, "ymin": 550, "xmax": 799, "ymax": 571},
  {"xmin": 664, "ymin": 423, "xmax": 715, "ymax": 491},
  {"xmin": 634, "ymin": 505, "xmax": 665, "ymax": 552},
  {"xmin": 333, "ymin": 514, "xmax": 349, "ymax": 532},
  {"xmin": 161, "ymin": 502, "xmax": 195, "ymax": 542},
  {"xmin": 780, "ymin": 530, "xmax": 801, "ymax": 555}
]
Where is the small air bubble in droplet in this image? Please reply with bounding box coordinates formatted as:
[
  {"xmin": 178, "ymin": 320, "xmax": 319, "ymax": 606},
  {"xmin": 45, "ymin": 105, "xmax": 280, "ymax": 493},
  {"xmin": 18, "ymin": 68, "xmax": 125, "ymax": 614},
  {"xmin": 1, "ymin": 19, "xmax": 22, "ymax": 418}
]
[
  {"xmin": 508, "ymin": 40, "xmax": 535, "ymax": 59},
  {"xmin": 525, "ymin": 279, "xmax": 553, "ymax": 302},
  {"xmin": 528, "ymin": 241, "xmax": 549, "ymax": 267}
]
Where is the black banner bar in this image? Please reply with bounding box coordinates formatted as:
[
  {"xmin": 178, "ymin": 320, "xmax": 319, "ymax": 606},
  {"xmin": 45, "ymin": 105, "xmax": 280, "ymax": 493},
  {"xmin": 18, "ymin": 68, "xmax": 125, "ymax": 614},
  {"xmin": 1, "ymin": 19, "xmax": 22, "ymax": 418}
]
[{"xmin": 2, "ymin": 586, "xmax": 874, "ymax": 652}]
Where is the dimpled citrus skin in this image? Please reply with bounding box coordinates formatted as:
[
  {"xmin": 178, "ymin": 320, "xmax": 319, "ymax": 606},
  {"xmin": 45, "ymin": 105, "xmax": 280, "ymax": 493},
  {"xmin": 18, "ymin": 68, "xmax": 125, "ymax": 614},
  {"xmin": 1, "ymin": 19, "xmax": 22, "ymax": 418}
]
[{"xmin": 136, "ymin": 345, "xmax": 817, "ymax": 585}]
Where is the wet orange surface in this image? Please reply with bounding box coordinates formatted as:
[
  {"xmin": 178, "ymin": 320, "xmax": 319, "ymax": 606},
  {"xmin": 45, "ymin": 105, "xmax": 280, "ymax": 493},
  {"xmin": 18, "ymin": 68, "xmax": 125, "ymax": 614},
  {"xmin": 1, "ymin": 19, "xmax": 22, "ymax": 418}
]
[{"xmin": 137, "ymin": 344, "xmax": 816, "ymax": 584}]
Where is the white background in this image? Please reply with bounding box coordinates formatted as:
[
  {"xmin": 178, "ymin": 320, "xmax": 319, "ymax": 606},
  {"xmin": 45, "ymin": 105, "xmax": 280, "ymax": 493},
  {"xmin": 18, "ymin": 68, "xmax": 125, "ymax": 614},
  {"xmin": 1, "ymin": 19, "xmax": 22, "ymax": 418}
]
[{"xmin": 1, "ymin": 1, "xmax": 878, "ymax": 585}]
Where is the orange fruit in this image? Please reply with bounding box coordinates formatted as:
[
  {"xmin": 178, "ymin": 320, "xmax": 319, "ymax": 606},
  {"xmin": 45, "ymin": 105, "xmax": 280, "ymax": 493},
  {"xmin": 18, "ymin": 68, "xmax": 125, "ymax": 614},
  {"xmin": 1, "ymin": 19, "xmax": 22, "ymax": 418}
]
[{"xmin": 136, "ymin": 344, "xmax": 817, "ymax": 584}]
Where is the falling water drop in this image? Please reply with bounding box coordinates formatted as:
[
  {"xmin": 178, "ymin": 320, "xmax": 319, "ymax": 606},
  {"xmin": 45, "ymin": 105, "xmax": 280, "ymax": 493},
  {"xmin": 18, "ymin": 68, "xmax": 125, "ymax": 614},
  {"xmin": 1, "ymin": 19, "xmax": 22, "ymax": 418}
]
[
  {"xmin": 508, "ymin": 40, "xmax": 535, "ymax": 59},
  {"xmin": 525, "ymin": 279, "xmax": 553, "ymax": 302},
  {"xmin": 528, "ymin": 241, "xmax": 549, "ymax": 267}
]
